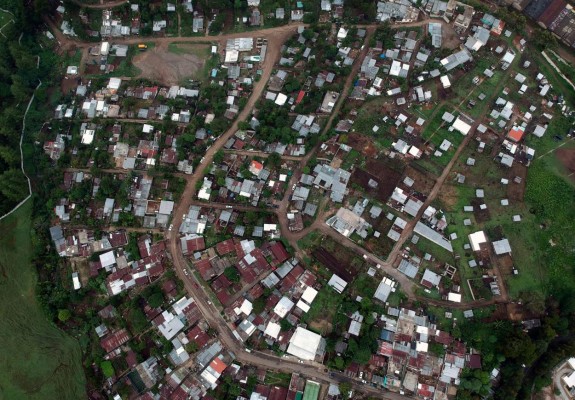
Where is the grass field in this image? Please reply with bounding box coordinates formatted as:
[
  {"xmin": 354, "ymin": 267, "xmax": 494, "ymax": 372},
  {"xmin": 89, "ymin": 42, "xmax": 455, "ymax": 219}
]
[{"xmin": 0, "ymin": 201, "xmax": 85, "ymax": 400}]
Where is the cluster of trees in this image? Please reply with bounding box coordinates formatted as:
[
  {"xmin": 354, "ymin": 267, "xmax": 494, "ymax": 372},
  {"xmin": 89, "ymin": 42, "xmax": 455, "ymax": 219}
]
[{"xmin": 0, "ymin": 1, "xmax": 56, "ymax": 214}]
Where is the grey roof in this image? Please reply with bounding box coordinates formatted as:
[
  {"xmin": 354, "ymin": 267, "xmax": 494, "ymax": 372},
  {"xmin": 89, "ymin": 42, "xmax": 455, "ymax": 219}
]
[
  {"xmin": 252, "ymin": 226, "xmax": 263, "ymax": 237},
  {"xmin": 398, "ymin": 259, "xmax": 419, "ymax": 279},
  {"xmin": 303, "ymin": 203, "xmax": 318, "ymax": 217},
  {"xmin": 234, "ymin": 225, "xmax": 245, "ymax": 236}
]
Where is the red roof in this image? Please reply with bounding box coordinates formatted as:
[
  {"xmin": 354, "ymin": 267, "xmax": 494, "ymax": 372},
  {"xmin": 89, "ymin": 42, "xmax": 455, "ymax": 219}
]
[
  {"xmin": 469, "ymin": 354, "xmax": 482, "ymax": 369},
  {"xmin": 210, "ymin": 357, "xmax": 227, "ymax": 374},
  {"xmin": 184, "ymin": 237, "xmax": 206, "ymax": 254},
  {"xmin": 435, "ymin": 330, "xmax": 453, "ymax": 345},
  {"xmin": 295, "ymin": 90, "xmax": 305, "ymax": 104},
  {"xmin": 195, "ymin": 259, "xmax": 214, "ymax": 280},
  {"xmin": 507, "ymin": 126, "xmax": 525, "ymax": 142},
  {"xmin": 100, "ymin": 329, "xmax": 130, "ymax": 353},
  {"xmin": 187, "ymin": 325, "xmax": 210, "ymax": 347},
  {"xmin": 216, "ymin": 239, "xmax": 235, "ymax": 255},
  {"xmin": 378, "ymin": 341, "xmax": 393, "ymax": 356},
  {"xmin": 269, "ymin": 242, "xmax": 290, "ymax": 264}
]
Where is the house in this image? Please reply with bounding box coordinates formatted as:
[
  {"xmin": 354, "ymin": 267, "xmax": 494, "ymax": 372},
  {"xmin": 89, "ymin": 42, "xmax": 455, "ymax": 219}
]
[
  {"xmin": 287, "ymin": 327, "xmax": 325, "ymax": 360},
  {"xmin": 421, "ymin": 269, "xmax": 441, "ymax": 288}
]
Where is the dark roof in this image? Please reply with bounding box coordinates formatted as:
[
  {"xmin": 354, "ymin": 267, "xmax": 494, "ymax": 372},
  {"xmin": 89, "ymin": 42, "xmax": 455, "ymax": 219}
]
[
  {"xmin": 469, "ymin": 354, "xmax": 482, "ymax": 369},
  {"xmin": 538, "ymin": 0, "xmax": 566, "ymax": 26},
  {"xmin": 524, "ymin": 0, "xmax": 554, "ymax": 19}
]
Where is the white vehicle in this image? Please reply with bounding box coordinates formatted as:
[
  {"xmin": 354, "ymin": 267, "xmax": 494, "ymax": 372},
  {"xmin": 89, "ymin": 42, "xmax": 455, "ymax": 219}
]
[
  {"xmin": 168, "ymin": 224, "xmax": 173, "ymax": 231},
  {"xmin": 225, "ymin": 205, "xmax": 233, "ymax": 209},
  {"xmin": 359, "ymin": 372, "xmax": 363, "ymax": 379},
  {"xmin": 292, "ymin": 184, "xmax": 296, "ymax": 190},
  {"xmin": 184, "ymin": 269, "xmax": 189, "ymax": 276},
  {"xmin": 298, "ymin": 360, "xmax": 304, "ymax": 364}
]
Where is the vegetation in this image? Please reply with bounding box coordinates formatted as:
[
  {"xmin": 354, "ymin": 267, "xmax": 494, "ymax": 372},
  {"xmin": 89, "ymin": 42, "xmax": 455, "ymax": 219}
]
[{"xmin": 0, "ymin": 201, "xmax": 85, "ymax": 399}]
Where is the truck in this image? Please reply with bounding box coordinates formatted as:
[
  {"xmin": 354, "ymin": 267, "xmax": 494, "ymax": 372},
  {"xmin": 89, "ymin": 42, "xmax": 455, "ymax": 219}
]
[{"xmin": 137, "ymin": 43, "xmax": 148, "ymax": 51}]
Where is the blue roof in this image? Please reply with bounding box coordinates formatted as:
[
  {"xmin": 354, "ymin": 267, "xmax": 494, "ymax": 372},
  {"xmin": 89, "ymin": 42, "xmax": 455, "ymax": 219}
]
[
  {"xmin": 380, "ymin": 329, "xmax": 395, "ymax": 342},
  {"xmin": 211, "ymin": 69, "xmax": 218, "ymax": 78},
  {"xmin": 297, "ymin": 1, "xmax": 303, "ymax": 7}
]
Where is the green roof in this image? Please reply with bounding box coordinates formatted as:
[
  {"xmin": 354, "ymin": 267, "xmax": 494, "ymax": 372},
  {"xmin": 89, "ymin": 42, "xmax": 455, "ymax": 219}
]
[
  {"xmin": 295, "ymin": 392, "xmax": 303, "ymax": 400},
  {"xmin": 303, "ymin": 380, "xmax": 320, "ymax": 400}
]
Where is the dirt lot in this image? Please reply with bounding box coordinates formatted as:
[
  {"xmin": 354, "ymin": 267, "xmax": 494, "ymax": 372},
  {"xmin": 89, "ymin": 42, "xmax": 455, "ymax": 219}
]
[
  {"xmin": 312, "ymin": 248, "xmax": 354, "ymax": 281},
  {"xmin": 133, "ymin": 43, "xmax": 210, "ymax": 85},
  {"xmin": 506, "ymin": 162, "xmax": 527, "ymax": 201},
  {"xmin": 350, "ymin": 159, "xmax": 402, "ymax": 202},
  {"xmin": 346, "ymin": 132, "xmax": 378, "ymax": 157},
  {"xmin": 403, "ymin": 164, "xmax": 437, "ymax": 194},
  {"xmin": 556, "ymin": 147, "xmax": 575, "ymax": 175}
]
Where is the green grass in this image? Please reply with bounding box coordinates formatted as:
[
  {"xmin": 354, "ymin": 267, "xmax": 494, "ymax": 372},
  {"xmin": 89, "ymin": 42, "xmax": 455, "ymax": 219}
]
[
  {"xmin": 167, "ymin": 42, "xmax": 219, "ymax": 85},
  {"xmin": 0, "ymin": 201, "xmax": 85, "ymax": 399},
  {"xmin": 264, "ymin": 371, "xmax": 292, "ymax": 386},
  {"xmin": 0, "ymin": 10, "xmax": 14, "ymax": 27}
]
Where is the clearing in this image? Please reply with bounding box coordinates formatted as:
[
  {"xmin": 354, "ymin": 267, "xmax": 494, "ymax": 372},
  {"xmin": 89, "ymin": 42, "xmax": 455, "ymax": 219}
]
[
  {"xmin": 133, "ymin": 42, "xmax": 213, "ymax": 85},
  {"xmin": 0, "ymin": 201, "xmax": 85, "ymax": 399}
]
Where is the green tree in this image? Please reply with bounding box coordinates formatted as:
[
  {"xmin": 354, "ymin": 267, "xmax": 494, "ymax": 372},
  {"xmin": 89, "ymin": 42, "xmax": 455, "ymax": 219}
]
[
  {"xmin": 100, "ymin": 361, "xmax": 114, "ymax": 378},
  {"xmin": 224, "ymin": 266, "xmax": 240, "ymax": 283},
  {"xmin": 339, "ymin": 382, "xmax": 352, "ymax": 398},
  {"xmin": 58, "ymin": 309, "xmax": 71, "ymax": 322},
  {"xmin": 185, "ymin": 341, "xmax": 200, "ymax": 353}
]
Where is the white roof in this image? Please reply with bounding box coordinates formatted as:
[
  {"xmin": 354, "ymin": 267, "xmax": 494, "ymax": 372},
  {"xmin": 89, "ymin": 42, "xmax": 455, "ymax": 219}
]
[
  {"xmin": 287, "ymin": 327, "xmax": 322, "ymax": 360},
  {"xmin": 108, "ymin": 77, "xmax": 122, "ymax": 90},
  {"xmin": 453, "ymin": 116, "xmax": 472, "ymax": 135},
  {"xmin": 564, "ymin": 370, "xmax": 575, "ymax": 388},
  {"xmin": 468, "ymin": 231, "xmax": 487, "ymax": 251},
  {"xmin": 327, "ymin": 274, "xmax": 347, "ymax": 293},
  {"xmin": 99, "ymin": 250, "xmax": 116, "ymax": 268},
  {"xmin": 421, "ymin": 269, "xmax": 441, "ymax": 287},
  {"xmin": 240, "ymin": 299, "xmax": 253, "ymax": 316},
  {"xmin": 274, "ymin": 296, "xmax": 294, "ymax": 318},
  {"xmin": 264, "ymin": 321, "xmax": 281, "ymax": 339},
  {"xmin": 81, "ymin": 129, "xmax": 95, "ymax": 145},
  {"xmin": 568, "ymin": 358, "xmax": 575, "ymax": 370},
  {"xmin": 301, "ymin": 286, "xmax": 318, "ymax": 304},
  {"xmin": 157, "ymin": 310, "xmax": 185, "ymax": 340},
  {"xmin": 416, "ymin": 341, "xmax": 428, "ymax": 352},
  {"xmin": 440, "ymin": 75, "xmax": 451, "ymax": 88},
  {"xmin": 296, "ymin": 299, "xmax": 311, "ymax": 312},
  {"xmin": 448, "ymin": 292, "xmax": 462, "ymax": 302},
  {"xmin": 143, "ymin": 124, "xmax": 154, "ymax": 133},
  {"xmin": 72, "ymin": 272, "xmax": 81, "ymax": 290},
  {"xmin": 275, "ymin": 93, "xmax": 288, "ymax": 106}
]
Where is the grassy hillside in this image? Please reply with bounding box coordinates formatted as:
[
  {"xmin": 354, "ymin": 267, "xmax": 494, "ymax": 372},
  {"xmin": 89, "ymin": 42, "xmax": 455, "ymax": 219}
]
[{"xmin": 0, "ymin": 200, "xmax": 85, "ymax": 400}]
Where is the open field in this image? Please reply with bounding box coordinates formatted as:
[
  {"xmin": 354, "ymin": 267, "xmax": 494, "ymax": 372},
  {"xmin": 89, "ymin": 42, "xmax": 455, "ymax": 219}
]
[
  {"xmin": 0, "ymin": 201, "xmax": 85, "ymax": 400},
  {"xmin": 133, "ymin": 42, "xmax": 214, "ymax": 85}
]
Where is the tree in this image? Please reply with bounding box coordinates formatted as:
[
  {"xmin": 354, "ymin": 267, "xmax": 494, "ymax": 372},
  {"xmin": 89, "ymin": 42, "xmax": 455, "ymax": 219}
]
[
  {"xmin": 100, "ymin": 361, "xmax": 115, "ymax": 378},
  {"xmin": 185, "ymin": 341, "xmax": 200, "ymax": 353},
  {"xmin": 339, "ymin": 382, "xmax": 352, "ymax": 398},
  {"xmin": 266, "ymin": 152, "xmax": 281, "ymax": 170},
  {"xmin": 213, "ymin": 150, "xmax": 225, "ymax": 164},
  {"xmin": 58, "ymin": 309, "xmax": 71, "ymax": 322},
  {"xmin": 279, "ymin": 318, "xmax": 292, "ymax": 331},
  {"xmin": 223, "ymin": 266, "xmax": 240, "ymax": 283},
  {"xmin": 147, "ymin": 292, "xmax": 164, "ymax": 308}
]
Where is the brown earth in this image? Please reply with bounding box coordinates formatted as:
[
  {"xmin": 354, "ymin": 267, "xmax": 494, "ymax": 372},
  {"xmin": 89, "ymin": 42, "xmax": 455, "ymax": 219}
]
[
  {"xmin": 507, "ymin": 162, "xmax": 527, "ymax": 201},
  {"xmin": 346, "ymin": 132, "xmax": 378, "ymax": 157},
  {"xmin": 350, "ymin": 161, "xmax": 402, "ymax": 202},
  {"xmin": 403, "ymin": 164, "xmax": 437, "ymax": 194},
  {"xmin": 556, "ymin": 147, "xmax": 575, "ymax": 175},
  {"xmin": 312, "ymin": 247, "xmax": 354, "ymax": 282},
  {"xmin": 133, "ymin": 43, "xmax": 209, "ymax": 85},
  {"xmin": 436, "ymin": 183, "xmax": 458, "ymax": 210}
]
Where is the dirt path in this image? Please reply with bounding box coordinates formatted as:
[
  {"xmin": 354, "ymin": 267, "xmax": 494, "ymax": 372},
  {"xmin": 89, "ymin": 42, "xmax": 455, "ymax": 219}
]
[{"xmin": 223, "ymin": 149, "xmax": 304, "ymax": 161}]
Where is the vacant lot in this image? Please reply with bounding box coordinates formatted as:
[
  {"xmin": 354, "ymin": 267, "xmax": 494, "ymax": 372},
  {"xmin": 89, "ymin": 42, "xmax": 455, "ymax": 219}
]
[
  {"xmin": 0, "ymin": 201, "xmax": 85, "ymax": 399},
  {"xmin": 133, "ymin": 42, "xmax": 213, "ymax": 85}
]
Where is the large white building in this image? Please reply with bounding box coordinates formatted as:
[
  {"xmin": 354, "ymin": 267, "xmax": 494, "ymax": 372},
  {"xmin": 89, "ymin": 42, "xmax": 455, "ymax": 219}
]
[{"xmin": 287, "ymin": 327, "xmax": 324, "ymax": 361}]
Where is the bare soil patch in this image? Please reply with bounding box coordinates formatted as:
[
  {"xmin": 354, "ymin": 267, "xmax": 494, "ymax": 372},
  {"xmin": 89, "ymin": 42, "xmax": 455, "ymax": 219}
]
[
  {"xmin": 312, "ymin": 247, "xmax": 354, "ymax": 281},
  {"xmin": 346, "ymin": 132, "xmax": 378, "ymax": 157},
  {"xmin": 506, "ymin": 162, "xmax": 527, "ymax": 201},
  {"xmin": 556, "ymin": 147, "xmax": 575, "ymax": 175},
  {"xmin": 351, "ymin": 160, "xmax": 402, "ymax": 202},
  {"xmin": 133, "ymin": 43, "xmax": 209, "ymax": 85},
  {"xmin": 403, "ymin": 164, "xmax": 437, "ymax": 194}
]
